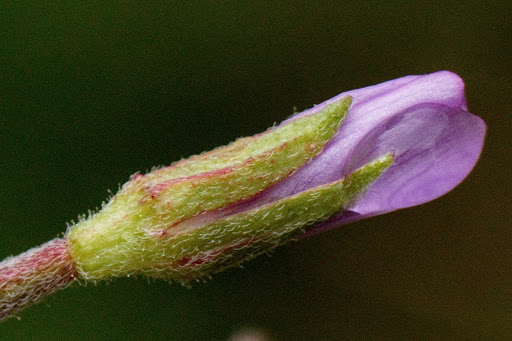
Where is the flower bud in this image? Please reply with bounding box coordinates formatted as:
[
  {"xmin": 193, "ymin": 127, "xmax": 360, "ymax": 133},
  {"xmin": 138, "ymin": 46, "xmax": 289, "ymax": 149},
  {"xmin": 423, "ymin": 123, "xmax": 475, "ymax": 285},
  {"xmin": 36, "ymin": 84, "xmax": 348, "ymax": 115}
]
[{"xmin": 1, "ymin": 71, "xmax": 486, "ymax": 320}]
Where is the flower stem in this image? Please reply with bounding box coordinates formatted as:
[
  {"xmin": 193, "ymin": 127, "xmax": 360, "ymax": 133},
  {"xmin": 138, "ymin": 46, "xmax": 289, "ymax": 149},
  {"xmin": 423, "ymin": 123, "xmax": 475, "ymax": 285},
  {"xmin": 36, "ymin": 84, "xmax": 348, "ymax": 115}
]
[{"xmin": 0, "ymin": 238, "xmax": 78, "ymax": 321}]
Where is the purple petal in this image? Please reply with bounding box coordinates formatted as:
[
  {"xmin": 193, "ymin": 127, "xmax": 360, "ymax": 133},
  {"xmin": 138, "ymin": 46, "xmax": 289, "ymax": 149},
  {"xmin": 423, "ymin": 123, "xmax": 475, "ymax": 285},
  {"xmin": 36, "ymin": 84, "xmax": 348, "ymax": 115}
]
[{"xmin": 267, "ymin": 71, "xmax": 486, "ymax": 234}]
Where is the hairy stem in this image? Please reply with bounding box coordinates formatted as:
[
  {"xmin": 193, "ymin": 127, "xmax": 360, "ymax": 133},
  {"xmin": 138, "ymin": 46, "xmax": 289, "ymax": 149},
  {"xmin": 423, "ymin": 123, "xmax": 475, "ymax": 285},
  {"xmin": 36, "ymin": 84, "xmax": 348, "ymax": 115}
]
[{"xmin": 0, "ymin": 238, "xmax": 78, "ymax": 321}]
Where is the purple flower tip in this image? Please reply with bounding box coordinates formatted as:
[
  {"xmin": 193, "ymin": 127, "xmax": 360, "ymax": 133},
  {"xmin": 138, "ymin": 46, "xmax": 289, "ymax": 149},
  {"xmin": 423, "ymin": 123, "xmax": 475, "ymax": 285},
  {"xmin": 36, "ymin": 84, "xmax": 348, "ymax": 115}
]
[{"xmin": 276, "ymin": 71, "xmax": 486, "ymax": 234}]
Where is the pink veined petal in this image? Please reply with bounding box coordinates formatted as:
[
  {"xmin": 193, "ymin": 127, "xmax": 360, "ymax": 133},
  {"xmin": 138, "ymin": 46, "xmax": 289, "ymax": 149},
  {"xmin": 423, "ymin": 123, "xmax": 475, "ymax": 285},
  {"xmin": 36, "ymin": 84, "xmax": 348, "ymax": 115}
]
[{"xmin": 266, "ymin": 71, "xmax": 486, "ymax": 234}]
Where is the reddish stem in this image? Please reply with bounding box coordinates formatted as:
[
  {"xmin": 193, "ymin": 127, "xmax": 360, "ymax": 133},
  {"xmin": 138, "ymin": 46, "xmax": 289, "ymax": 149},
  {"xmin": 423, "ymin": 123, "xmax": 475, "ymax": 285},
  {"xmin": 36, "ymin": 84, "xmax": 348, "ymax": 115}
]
[{"xmin": 0, "ymin": 238, "xmax": 78, "ymax": 321}]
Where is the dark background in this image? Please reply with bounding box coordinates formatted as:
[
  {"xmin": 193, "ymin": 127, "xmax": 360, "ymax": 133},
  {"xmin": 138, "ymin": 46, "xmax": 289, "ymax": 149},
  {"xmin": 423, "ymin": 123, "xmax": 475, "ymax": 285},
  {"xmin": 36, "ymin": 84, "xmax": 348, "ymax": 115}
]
[{"xmin": 0, "ymin": 1, "xmax": 510, "ymax": 340}]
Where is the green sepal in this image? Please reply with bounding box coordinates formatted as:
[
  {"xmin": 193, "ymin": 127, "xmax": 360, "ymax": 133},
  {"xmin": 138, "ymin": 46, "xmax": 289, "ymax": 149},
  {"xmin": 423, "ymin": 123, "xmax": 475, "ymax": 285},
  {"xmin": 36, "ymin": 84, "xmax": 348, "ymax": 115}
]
[
  {"xmin": 145, "ymin": 96, "xmax": 352, "ymax": 225},
  {"xmin": 67, "ymin": 97, "xmax": 391, "ymax": 282},
  {"xmin": 149, "ymin": 153, "xmax": 394, "ymax": 282}
]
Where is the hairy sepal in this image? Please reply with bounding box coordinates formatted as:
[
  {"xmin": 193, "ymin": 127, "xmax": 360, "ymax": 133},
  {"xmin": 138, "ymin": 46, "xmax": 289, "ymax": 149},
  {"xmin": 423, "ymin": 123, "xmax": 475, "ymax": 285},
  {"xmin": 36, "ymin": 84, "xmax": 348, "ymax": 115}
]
[
  {"xmin": 67, "ymin": 97, "xmax": 351, "ymax": 280},
  {"xmin": 152, "ymin": 154, "xmax": 394, "ymax": 283}
]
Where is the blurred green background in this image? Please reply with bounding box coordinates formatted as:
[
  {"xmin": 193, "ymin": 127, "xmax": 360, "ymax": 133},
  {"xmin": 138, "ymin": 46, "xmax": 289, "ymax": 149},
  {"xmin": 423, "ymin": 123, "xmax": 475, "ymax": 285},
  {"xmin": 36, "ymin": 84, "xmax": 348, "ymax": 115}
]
[{"xmin": 0, "ymin": 1, "xmax": 510, "ymax": 340}]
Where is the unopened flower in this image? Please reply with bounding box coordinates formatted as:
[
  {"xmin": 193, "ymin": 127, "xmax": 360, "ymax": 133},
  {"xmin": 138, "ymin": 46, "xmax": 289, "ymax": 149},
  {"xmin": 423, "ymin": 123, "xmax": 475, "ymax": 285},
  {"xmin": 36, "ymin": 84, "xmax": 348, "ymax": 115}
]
[{"xmin": 0, "ymin": 71, "xmax": 486, "ymax": 321}]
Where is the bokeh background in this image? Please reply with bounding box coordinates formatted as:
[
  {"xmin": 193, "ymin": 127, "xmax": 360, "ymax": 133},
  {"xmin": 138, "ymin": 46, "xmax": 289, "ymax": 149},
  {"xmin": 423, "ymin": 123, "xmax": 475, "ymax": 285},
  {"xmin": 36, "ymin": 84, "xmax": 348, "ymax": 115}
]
[{"xmin": 0, "ymin": 1, "xmax": 510, "ymax": 340}]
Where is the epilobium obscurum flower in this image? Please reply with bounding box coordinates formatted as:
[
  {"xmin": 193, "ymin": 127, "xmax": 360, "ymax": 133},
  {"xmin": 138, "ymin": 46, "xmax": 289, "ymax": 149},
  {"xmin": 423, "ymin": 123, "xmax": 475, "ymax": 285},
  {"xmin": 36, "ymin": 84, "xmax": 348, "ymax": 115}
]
[{"xmin": 0, "ymin": 71, "xmax": 486, "ymax": 321}]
